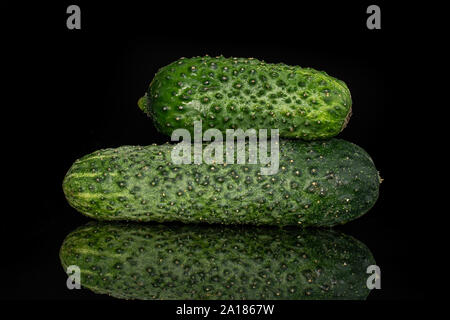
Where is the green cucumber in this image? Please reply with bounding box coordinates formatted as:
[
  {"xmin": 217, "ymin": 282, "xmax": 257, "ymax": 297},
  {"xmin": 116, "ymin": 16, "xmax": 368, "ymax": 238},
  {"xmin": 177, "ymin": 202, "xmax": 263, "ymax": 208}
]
[
  {"xmin": 138, "ymin": 56, "xmax": 352, "ymax": 140},
  {"xmin": 60, "ymin": 222, "xmax": 375, "ymax": 300},
  {"xmin": 62, "ymin": 139, "xmax": 380, "ymax": 226}
]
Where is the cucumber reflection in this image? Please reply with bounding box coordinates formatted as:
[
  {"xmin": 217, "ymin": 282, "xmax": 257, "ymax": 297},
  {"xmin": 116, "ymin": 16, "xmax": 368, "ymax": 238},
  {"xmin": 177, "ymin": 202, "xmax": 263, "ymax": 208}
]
[{"xmin": 60, "ymin": 222, "xmax": 374, "ymax": 300}]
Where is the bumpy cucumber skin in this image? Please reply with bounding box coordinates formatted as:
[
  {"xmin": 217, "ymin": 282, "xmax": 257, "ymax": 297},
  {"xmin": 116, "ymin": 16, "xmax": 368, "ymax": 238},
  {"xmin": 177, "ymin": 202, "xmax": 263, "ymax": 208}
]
[
  {"xmin": 60, "ymin": 222, "xmax": 374, "ymax": 300},
  {"xmin": 139, "ymin": 56, "xmax": 352, "ymax": 140},
  {"xmin": 62, "ymin": 139, "xmax": 380, "ymax": 226}
]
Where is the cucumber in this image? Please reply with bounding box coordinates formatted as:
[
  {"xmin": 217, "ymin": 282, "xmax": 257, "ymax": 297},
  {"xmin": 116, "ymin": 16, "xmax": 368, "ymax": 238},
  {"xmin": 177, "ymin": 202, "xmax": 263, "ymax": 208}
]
[
  {"xmin": 60, "ymin": 222, "xmax": 375, "ymax": 300},
  {"xmin": 138, "ymin": 56, "xmax": 352, "ymax": 140},
  {"xmin": 62, "ymin": 139, "xmax": 380, "ymax": 226}
]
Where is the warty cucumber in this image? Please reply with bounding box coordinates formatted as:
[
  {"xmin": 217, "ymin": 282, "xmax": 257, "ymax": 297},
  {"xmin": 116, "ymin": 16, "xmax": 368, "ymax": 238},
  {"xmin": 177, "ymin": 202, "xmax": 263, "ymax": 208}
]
[
  {"xmin": 62, "ymin": 139, "xmax": 380, "ymax": 226},
  {"xmin": 138, "ymin": 56, "xmax": 352, "ymax": 140}
]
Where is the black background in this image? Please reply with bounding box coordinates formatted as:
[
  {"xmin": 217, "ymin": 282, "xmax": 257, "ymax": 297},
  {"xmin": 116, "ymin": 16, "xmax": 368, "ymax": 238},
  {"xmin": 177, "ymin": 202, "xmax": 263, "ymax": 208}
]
[{"xmin": 3, "ymin": 0, "xmax": 423, "ymax": 306}]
